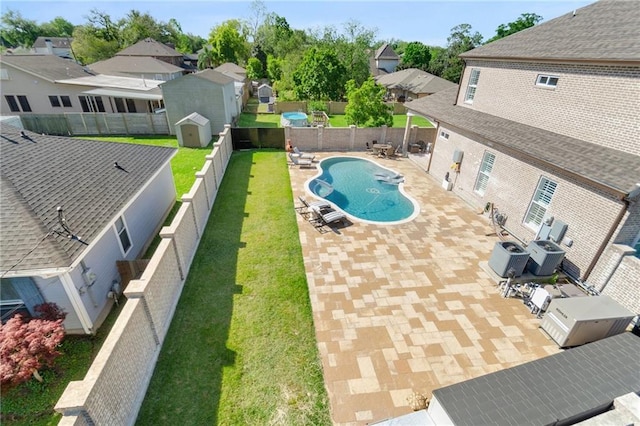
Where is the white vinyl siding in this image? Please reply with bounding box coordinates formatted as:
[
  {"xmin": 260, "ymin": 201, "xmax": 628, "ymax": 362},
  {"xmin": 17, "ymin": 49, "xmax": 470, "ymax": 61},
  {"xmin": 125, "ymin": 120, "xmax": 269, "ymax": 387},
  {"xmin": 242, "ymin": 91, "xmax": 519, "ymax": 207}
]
[
  {"xmin": 464, "ymin": 69, "xmax": 480, "ymax": 103},
  {"xmin": 524, "ymin": 177, "xmax": 557, "ymax": 229},
  {"xmin": 474, "ymin": 152, "xmax": 495, "ymax": 195}
]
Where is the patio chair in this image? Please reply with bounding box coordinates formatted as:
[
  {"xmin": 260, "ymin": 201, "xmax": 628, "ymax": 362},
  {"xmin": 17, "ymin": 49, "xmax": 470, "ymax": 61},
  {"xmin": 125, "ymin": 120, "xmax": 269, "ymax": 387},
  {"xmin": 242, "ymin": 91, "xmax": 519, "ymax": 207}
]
[
  {"xmin": 365, "ymin": 142, "xmax": 375, "ymax": 155},
  {"xmin": 293, "ymin": 146, "xmax": 316, "ymax": 161},
  {"xmin": 385, "ymin": 145, "xmax": 397, "ymax": 159},
  {"xmin": 296, "ymin": 196, "xmax": 332, "ymax": 218},
  {"xmin": 311, "ymin": 206, "xmax": 346, "ymax": 226},
  {"xmin": 289, "ymin": 153, "xmax": 313, "ymax": 168}
]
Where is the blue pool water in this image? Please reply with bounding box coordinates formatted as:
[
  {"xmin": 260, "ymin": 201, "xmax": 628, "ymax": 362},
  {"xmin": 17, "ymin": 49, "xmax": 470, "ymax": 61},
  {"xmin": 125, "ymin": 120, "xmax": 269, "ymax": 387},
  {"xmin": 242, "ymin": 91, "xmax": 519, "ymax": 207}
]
[
  {"xmin": 306, "ymin": 157, "xmax": 419, "ymax": 224},
  {"xmin": 281, "ymin": 112, "xmax": 308, "ymax": 127}
]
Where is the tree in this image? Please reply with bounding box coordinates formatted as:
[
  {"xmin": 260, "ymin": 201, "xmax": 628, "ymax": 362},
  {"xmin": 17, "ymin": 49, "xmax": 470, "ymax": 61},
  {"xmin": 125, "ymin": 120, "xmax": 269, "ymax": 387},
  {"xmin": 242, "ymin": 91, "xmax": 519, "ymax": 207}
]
[
  {"xmin": 344, "ymin": 77, "xmax": 393, "ymax": 127},
  {"xmin": 0, "ymin": 314, "xmax": 65, "ymax": 389},
  {"xmin": 426, "ymin": 45, "xmax": 447, "ymax": 77},
  {"xmin": 119, "ymin": 10, "xmax": 169, "ymax": 46},
  {"xmin": 486, "ymin": 13, "xmax": 542, "ymax": 44},
  {"xmin": 0, "ymin": 10, "xmax": 40, "ymax": 47},
  {"xmin": 207, "ymin": 20, "xmax": 249, "ymax": 66},
  {"xmin": 266, "ymin": 54, "xmax": 282, "ymax": 82},
  {"xmin": 39, "ymin": 17, "xmax": 75, "ymax": 37},
  {"xmin": 441, "ymin": 24, "xmax": 483, "ymax": 83},
  {"xmin": 399, "ymin": 41, "xmax": 431, "ymax": 71},
  {"xmin": 292, "ymin": 47, "xmax": 347, "ymax": 101},
  {"xmin": 71, "ymin": 9, "xmax": 121, "ymax": 64},
  {"xmin": 246, "ymin": 57, "xmax": 264, "ymax": 80}
]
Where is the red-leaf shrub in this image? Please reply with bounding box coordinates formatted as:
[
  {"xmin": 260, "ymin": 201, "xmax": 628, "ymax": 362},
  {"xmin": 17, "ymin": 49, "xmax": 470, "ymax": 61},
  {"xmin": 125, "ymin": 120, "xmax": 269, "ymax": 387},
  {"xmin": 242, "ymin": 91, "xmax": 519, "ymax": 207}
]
[
  {"xmin": 0, "ymin": 314, "xmax": 65, "ymax": 389},
  {"xmin": 34, "ymin": 302, "xmax": 67, "ymax": 321}
]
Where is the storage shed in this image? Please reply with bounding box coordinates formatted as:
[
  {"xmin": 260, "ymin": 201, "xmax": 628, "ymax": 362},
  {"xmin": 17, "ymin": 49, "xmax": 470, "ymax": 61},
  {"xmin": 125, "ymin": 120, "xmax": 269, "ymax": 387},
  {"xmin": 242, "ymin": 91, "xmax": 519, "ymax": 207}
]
[
  {"xmin": 175, "ymin": 112, "xmax": 212, "ymax": 148},
  {"xmin": 257, "ymin": 84, "xmax": 273, "ymax": 103}
]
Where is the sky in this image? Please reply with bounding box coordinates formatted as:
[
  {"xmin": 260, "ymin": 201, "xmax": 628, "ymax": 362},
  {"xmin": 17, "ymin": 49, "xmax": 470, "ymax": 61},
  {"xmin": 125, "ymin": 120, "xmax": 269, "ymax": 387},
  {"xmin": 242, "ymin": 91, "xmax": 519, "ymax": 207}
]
[{"xmin": 3, "ymin": 0, "xmax": 593, "ymax": 47}]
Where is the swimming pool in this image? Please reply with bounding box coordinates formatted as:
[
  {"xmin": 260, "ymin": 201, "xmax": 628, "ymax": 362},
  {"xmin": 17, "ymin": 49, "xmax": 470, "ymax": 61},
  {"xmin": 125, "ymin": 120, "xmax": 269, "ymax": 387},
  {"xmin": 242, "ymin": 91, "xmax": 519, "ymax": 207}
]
[
  {"xmin": 281, "ymin": 112, "xmax": 309, "ymax": 127},
  {"xmin": 305, "ymin": 156, "xmax": 419, "ymax": 224}
]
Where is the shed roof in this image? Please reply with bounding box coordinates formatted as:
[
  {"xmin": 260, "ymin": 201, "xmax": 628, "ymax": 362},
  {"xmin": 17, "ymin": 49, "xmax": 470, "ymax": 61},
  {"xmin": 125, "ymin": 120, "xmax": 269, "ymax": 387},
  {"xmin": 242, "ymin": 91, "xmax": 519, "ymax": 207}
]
[
  {"xmin": 375, "ymin": 68, "xmax": 456, "ymax": 95},
  {"xmin": 0, "ymin": 125, "xmax": 176, "ymax": 272},
  {"xmin": 0, "ymin": 54, "xmax": 91, "ymax": 82},
  {"xmin": 116, "ymin": 37, "xmax": 183, "ymax": 57},
  {"xmin": 432, "ymin": 332, "xmax": 640, "ymax": 426},
  {"xmin": 88, "ymin": 56, "xmax": 184, "ymax": 75},
  {"xmin": 460, "ymin": 0, "xmax": 640, "ymax": 63},
  {"xmin": 406, "ymin": 87, "xmax": 640, "ymax": 198},
  {"xmin": 175, "ymin": 112, "xmax": 209, "ymax": 127}
]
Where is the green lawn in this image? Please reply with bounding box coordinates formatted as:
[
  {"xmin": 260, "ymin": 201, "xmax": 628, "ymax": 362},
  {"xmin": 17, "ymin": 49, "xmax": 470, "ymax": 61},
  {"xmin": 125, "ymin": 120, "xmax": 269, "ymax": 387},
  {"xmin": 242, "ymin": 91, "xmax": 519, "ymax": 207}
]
[
  {"xmin": 80, "ymin": 135, "xmax": 215, "ymax": 198},
  {"xmin": 238, "ymin": 113, "xmax": 432, "ymax": 128},
  {"xmin": 136, "ymin": 150, "xmax": 330, "ymax": 425},
  {"xmin": 236, "ymin": 113, "xmax": 281, "ymax": 128}
]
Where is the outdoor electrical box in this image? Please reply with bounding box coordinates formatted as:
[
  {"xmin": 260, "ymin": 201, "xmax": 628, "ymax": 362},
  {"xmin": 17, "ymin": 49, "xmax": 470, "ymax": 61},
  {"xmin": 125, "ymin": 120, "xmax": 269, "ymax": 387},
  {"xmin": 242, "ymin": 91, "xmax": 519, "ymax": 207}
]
[
  {"xmin": 452, "ymin": 149, "xmax": 464, "ymax": 163},
  {"xmin": 541, "ymin": 295, "xmax": 634, "ymax": 348}
]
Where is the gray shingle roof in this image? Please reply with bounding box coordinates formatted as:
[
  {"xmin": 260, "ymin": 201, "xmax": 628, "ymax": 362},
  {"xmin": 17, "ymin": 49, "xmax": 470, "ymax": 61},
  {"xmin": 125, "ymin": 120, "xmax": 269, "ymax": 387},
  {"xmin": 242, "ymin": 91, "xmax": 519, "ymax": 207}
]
[
  {"xmin": 0, "ymin": 54, "xmax": 91, "ymax": 82},
  {"xmin": 432, "ymin": 332, "xmax": 640, "ymax": 426},
  {"xmin": 88, "ymin": 56, "xmax": 184, "ymax": 75},
  {"xmin": 406, "ymin": 87, "xmax": 640, "ymax": 197},
  {"xmin": 0, "ymin": 125, "xmax": 176, "ymax": 272},
  {"xmin": 116, "ymin": 38, "xmax": 183, "ymax": 58},
  {"xmin": 460, "ymin": 0, "xmax": 640, "ymax": 62},
  {"xmin": 375, "ymin": 43, "xmax": 399, "ymax": 60},
  {"xmin": 213, "ymin": 62, "xmax": 246, "ymax": 76},
  {"xmin": 191, "ymin": 69, "xmax": 235, "ymax": 85},
  {"xmin": 32, "ymin": 37, "xmax": 73, "ymax": 49},
  {"xmin": 375, "ymin": 68, "xmax": 456, "ymax": 95}
]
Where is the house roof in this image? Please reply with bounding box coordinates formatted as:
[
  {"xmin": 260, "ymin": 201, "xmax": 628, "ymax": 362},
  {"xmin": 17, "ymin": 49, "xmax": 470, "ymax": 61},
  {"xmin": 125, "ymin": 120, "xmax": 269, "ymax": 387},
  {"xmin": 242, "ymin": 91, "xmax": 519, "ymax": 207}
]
[
  {"xmin": 214, "ymin": 62, "xmax": 246, "ymax": 76},
  {"xmin": 0, "ymin": 54, "xmax": 91, "ymax": 82},
  {"xmin": 375, "ymin": 68, "xmax": 457, "ymax": 95},
  {"xmin": 0, "ymin": 125, "xmax": 176, "ymax": 272},
  {"xmin": 88, "ymin": 56, "xmax": 184, "ymax": 75},
  {"xmin": 191, "ymin": 69, "xmax": 235, "ymax": 85},
  {"xmin": 176, "ymin": 112, "xmax": 209, "ymax": 127},
  {"xmin": 432, "ymin": 332, "xmax": 640, "ymax": 426},
  {"xmin": 406, "ymin": 87, "xmax": 640, "ymax": 198},
  {"xmin": 55, "ymin": 74, "xmax": 163, "ymax": 91},
  {"xmin": 32, "ymin": 37, "xmax": 73, "ymax": 49},
  {"xmin": 374, "ymin": 43, "xmax": 399, "ymax": 60},
  {"xmin": 460, "ymin": 0, "xmax": 640, "ymax": 63},
  {"xmin": 116, "ymin": 37, "xmax": 183, "ymax": 58}
]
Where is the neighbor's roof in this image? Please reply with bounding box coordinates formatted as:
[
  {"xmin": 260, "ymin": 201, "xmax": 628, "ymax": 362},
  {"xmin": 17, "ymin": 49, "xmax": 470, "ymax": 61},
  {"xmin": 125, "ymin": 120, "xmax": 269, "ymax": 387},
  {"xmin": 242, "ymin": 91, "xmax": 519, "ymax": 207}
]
[
  {"xmin": 88, "ymin": 56, "xmax": 184, "ymax": 75},
  {"xmin": 374, "ymin": 43, "xmax": 399, "ymax": 60},
  {"xmin": 0, "ymin": 125, "xmax": 176, "ymax": 272},
  {"xmin": 0, "ymin": 54, "xmax": 91, "ymax": 82},
  {"xmin": 176, "ymin": 112, "xmax": 209, "ymax": 127},
  {"xmin": 460, "ymin": 0, "xmax": 640, "ymax": 63},
  {"xmin": 191, "ymin": 69, "xmax": 235, "ymax": 85},
  {"xmin": 32, "ymin": 36, "xmax": 73, "ymax": 49},
  {"xmin": 55, "ymin": 74, "xmax": 164, "ymax": 91},
  {"xmin": 116, "ymin": 37, "xmax": 183, "ymax": 57},
  {"xmin": 432, "ymin": 332, "xmax": 640, "ymax": 426},
  {"xmin": 375, "ymin": 68, "xmax": 456, "ymax": 95},
  {"xmin": 214, "ymin": 62, "xmax": 246, "ymax": 75},
  {"xmin": 406, "ymin": 87, "xmax": 640, "ymax": 197}
]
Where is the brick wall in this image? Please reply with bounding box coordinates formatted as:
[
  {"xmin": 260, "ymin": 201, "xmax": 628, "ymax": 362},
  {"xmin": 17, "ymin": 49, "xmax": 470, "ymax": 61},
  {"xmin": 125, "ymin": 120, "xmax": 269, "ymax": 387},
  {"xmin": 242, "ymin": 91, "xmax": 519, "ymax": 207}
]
[
  {"xmin": 590, "ymin": 244, "xmax": 640, "ymax": 315},
  {"xmin": 457, "ymin": 60, "xmax": 640, "ymax": 156}
]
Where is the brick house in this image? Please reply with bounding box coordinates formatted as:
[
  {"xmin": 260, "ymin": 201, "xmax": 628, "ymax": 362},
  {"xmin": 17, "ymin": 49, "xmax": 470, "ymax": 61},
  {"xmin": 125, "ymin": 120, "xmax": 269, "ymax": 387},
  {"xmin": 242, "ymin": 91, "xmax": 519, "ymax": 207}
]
[{"xmin": 406, "ymin": 0, "xmax": 640, "ymax": 314}]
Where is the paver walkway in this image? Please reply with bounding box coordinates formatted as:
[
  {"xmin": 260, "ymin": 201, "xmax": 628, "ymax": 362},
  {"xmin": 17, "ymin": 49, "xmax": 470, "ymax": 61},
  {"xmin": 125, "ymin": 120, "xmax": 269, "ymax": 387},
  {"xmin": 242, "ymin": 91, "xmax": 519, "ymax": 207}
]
[{"xmin": 289, "ymin": 153, "xmax": 561, "ymax": 425}]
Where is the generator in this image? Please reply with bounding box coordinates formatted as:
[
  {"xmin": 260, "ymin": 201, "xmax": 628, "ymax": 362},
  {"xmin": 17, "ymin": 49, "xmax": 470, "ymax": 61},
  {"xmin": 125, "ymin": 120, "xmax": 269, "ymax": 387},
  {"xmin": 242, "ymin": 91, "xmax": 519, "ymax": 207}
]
[{"xmin": 541, "ymin": 295, "xmax": 635, "ymax": 348}]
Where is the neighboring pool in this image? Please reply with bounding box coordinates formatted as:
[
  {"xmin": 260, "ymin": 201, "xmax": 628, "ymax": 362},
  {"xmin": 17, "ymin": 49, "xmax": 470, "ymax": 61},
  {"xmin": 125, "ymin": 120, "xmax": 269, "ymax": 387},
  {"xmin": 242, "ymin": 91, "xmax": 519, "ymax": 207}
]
[
  {"xmin": 305, "ymin": 156, "xmax": 419, "ymax": 224},
  {"xmin": 281, "ymin": 112, "xmax": 309, "ymax": 127}
]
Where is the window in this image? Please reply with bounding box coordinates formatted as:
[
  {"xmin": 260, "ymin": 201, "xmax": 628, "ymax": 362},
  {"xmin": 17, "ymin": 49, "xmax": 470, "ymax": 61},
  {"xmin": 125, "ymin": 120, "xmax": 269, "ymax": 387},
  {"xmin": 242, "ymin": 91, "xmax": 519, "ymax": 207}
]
[
  {"xmin": 524, "ymin": 177, "xmax": 557, "ymax": 229},
  {"xmin": 78, "ymin": 95, "xmax": 105, "ymax": 112},
  {"xmin": 439, "ymin": 130, "xmax": 450, "ymax": 140},
  {"xmin": 115, "ymin": 217, "xmax": 132, "ymax": 255},
  {"xmin": 0, "ymin": 68, "xmax": 8, "ymax": 80},
  {"xmin": 114, "ymin": 98, "xmax": 137, "ymax": 113},
  {"xmin": 1, "ymin": 277, "xmax": 44, "ymax": 320},
  {"xmin": 49, "ymin": 96, "xmax": 61, "ymax": 107},
  {"xmin": 4, "ymin": 95, "xmax": 31, "ymax": 112},
  {"xmin": 60, "ymin": 96, "xmax": 72, "ymax": 107},
  {"xmin": 125, "ymin": 98, "xmax": 136, "ymax": 113},
  {"xmin": 114, "ymin": 98, "xmax": 126, "ymax": 113},
  {"xmin": 464, "ymin": 69, "xmax": 480, "ymax": 103},
  {"xmin": 536, "ymin": 75, "xmax": 559, "ymax": 88},
  {"xmin": 474, "ymin": 152, "xmax": 496, "ymax": 195},
  {"xmin": 155, "ymin": 74, "xmax": 163, "ymax": 80}
]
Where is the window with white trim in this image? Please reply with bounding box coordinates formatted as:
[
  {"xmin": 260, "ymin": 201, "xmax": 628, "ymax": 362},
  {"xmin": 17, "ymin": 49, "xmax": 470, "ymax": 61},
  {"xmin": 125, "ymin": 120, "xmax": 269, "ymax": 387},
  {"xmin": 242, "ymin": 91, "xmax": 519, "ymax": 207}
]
[
  {"xmin": 524, "ymin": 177, "xmax": 557, "ymax": 229},
  {"xmin": 439, "ymin": 130, "xmax": 450, "ymax": 140},
  {"xmin": 79, "ymin": 95, "xmax": 105, "ymax": 112},
  {"xmin": 49, "ymin": 95, "xmax": 72, "ymax": 108},
  {"xmin": 0, "ymin": 69, "xmax": 8, "ymax": 80},
  {"xmin": 4, "ymin": 95, "xmax": 31, "ymax": 112},
  {"xmin": 536, "ymin": 75, "xmax": 559, "ymax": 88},
  {"xmin": 114, "ymin": 217, "xmax": 132, "ymax": 255},
  {"xmin": 474, "ymin": 151, "xmax": 496, "ymax": 195},
  {"xmin": 464, "ymin": 69, "xmax": 480, "ymax": 103}
]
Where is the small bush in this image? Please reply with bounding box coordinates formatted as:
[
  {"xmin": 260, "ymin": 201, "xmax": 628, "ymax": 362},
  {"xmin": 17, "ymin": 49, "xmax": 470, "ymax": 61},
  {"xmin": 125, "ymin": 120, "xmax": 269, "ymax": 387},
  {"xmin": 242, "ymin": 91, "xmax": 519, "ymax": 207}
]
[
  {"xmin": 307, "ymin": 100, "xmax": 327, "ymax": 114},
  {"xmin": 34, "ymin": 302, "xmax": 67, "ymax": 322}
]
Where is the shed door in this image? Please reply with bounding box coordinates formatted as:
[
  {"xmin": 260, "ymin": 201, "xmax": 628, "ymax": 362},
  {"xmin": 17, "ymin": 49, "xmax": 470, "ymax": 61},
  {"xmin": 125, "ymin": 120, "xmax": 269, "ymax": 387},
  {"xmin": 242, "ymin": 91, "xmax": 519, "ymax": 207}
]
[{"xmin": 182, "ymin": 124, "xmax": 200, "ymax": 147}]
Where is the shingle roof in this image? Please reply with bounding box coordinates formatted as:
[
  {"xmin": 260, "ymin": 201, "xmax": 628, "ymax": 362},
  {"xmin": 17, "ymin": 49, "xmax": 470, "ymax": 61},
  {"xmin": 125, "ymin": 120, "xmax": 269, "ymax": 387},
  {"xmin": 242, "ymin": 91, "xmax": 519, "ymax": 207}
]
[
  {"xmin": 0, "ymin": 125, "xmax": 176, "ymax": 272},
  {"xmin": 88, "ymin": 56, "xmax": 184, "ymax": 75},
  {"xmin": 375, "ymin": 43, "xmax": 399, "ymax": 60},
  {"xmin": 213, "ymin": 62, "xmax": 246, "ymax": 76},
  {"xmin": 176, "ymin": 112, "xmax": 209, "ymax": 127},
  {"xmin": 406, "ymin": 87, "xmax": 640, "ymax": 197},
  {"xmin": 0, "ymin": 54, "xmax": 91, "ymax": 82},
  {"xmin": 191, "ymin": 69, "xmax": 235, "ymax": 85},
  {"xmin": 432, "ymin": 332, "xmax": 640, "ymax": 426},
  {"xmin": 32, "ymin": 37, "xmax": 73, "ymax": 49},
  {"xmin": 460, "ymin": 0, "xmax": 640, "ymax": 63},
  {"xmin": 375, "ymin": 68, "xmax": 456, "ymax": 95},
  {"xmin": 116, "ymin": 38, "xmax": 183, "ymax": 57}
]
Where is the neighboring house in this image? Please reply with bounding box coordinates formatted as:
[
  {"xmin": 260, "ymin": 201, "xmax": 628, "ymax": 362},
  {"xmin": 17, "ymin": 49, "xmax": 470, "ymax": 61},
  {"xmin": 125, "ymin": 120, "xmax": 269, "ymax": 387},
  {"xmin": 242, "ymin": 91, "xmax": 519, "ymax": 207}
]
[
  {"xmin": 88, "ymin": 56, "xmax": 184, "ymax": 82},
  {"xmin": 370, "ymin": 43, "xmax": 400, "ymax": 76},
  {"xmin": 214, "ymin": 62, "xmax": 250, "ymax": 106},
  {"xmin": 0, "ymin": 124, "xmax": 177, "ymax": 334},
  {"xmin": 31, "ymin": 36, "xmax": 74, "ymax": 59},
  {"xmin": 0, "ymin": 55, "xmax": 164, "ymax": 114},
  {"xmin": 375, "ymin": 68, "xmax": 457, "ymax": 101},
  {"xmin": 161, "ymin": 69, "xmax": 238, "ymax": 135},
  {"xmin": 115, "ymin": 37, "xmax": 184, "ymax": 67},
  {"xmin": 406, "ymin": 0, "xmax": 640, "ymax": 314}
]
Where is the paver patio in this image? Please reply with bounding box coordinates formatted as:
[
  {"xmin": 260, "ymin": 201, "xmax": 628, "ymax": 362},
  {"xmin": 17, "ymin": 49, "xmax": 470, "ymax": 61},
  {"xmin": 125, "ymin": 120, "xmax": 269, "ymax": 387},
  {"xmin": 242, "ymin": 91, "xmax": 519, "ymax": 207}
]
[{"xmin": 289, "ymin": 153, "xmax": 561, "ymax": 425}]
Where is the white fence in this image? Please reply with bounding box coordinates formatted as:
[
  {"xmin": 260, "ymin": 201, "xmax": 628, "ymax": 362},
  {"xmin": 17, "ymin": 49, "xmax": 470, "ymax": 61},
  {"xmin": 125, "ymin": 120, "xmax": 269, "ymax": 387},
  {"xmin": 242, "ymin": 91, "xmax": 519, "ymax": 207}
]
[
  {"xmin": 20, "ymin": 113, "xmax": 171, "ymax": 136},
  {"xmin": 54, "ymin": 125, "xmax": 234, "ymax": 425}
]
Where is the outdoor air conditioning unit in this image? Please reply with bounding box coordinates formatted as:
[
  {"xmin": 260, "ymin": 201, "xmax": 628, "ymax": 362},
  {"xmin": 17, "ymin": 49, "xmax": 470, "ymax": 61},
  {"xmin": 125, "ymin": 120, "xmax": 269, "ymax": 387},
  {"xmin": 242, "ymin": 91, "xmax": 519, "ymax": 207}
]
[
  {"xmin": 488, "ymin": 241, "xmax": 530, "ymax": 277},
  {"xmin": 541, "ymin": 295, "xmax": 635, "ymax": 348},
  {"xmin": 526, "ymin": 240, "xmax": 565, "ymax": 276}
]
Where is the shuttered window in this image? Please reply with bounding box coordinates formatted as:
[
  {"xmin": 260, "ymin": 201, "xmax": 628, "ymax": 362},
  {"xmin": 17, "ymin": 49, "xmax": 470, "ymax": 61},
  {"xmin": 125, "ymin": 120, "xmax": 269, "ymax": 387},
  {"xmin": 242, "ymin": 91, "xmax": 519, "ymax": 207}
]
[
  {"xmin": 525, "ymin": 177, "xmax": 557, "ymax": 229},
  {"xmin": 474, "ymin": 152, "xmax": 495, "ymax": 195}
]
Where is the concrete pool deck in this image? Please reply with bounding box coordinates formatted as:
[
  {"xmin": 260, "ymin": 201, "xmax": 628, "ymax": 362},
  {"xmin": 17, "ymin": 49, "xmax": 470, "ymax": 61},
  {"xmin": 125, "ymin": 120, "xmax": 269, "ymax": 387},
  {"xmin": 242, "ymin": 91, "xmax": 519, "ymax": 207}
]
[{"xmin": 289, "ymin": 152, "xmax": 561, "ymax": 425}]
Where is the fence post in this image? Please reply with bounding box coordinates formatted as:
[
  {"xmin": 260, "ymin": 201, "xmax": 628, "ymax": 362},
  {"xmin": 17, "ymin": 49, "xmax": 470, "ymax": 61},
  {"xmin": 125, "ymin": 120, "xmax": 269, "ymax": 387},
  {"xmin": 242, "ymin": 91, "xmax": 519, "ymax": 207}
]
[{"xmin": 159, "ymin": 228, "xmax": 184, "ymax": 280}]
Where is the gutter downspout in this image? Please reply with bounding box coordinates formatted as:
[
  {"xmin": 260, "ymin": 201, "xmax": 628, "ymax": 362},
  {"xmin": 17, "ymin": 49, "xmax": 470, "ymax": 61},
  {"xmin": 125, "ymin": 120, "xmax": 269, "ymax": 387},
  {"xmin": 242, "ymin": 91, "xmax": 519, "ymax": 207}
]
[{"xmin": 60, "ymin": 273, "xmax": 93, "ymax": 334}]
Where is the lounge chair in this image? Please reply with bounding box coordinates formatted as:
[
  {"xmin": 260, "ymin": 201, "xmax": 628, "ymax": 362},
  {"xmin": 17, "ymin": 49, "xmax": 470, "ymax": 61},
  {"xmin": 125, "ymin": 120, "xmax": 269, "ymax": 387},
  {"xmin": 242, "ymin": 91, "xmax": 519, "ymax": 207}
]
[
  {"xmin": 293, "ymin": 146, "xmax": 316, "ymax": 161},
  {"xmin": 296, "ymin": 196, "xmax": 332, "ymax": 217},
  {"xmin": 289, "ymin": 153, "xmax": 313, "ymax": 168},
  {"xmin": 311, "ymin": 206, "xmax": 346, "ymax": 226}
]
